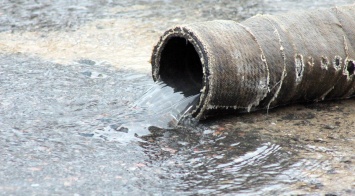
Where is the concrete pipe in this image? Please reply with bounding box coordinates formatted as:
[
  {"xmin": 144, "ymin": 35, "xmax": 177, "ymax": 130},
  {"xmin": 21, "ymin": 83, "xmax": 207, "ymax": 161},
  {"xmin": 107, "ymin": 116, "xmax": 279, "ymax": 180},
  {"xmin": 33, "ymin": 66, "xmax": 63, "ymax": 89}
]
[{"xmin": 151, "ymin": 5, "xmax": 355, "ymax": 120}]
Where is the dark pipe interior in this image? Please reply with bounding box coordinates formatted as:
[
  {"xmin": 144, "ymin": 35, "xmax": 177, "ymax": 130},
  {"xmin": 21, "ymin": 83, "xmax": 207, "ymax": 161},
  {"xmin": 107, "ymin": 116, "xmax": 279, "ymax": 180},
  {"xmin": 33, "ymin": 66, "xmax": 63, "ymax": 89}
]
[{"xmin": 159, "ymin": 37, "xmax": 203, "ymax": 96}]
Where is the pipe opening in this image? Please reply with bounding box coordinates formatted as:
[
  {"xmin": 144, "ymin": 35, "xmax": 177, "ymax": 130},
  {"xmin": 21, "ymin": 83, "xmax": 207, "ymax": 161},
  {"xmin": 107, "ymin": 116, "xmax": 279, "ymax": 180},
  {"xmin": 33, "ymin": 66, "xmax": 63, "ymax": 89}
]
[{"xmin": 159, "ymin": 37, "xmax": 203, "ymax": 96}]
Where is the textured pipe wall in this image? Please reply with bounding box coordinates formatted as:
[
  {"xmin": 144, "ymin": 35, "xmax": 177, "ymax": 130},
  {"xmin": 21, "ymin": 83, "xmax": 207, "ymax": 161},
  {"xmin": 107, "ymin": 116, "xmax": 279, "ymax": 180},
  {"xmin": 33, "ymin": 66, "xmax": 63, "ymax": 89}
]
[{"xmin": 151, "ymin": 5, "xmax": 355, "ymax": 120}]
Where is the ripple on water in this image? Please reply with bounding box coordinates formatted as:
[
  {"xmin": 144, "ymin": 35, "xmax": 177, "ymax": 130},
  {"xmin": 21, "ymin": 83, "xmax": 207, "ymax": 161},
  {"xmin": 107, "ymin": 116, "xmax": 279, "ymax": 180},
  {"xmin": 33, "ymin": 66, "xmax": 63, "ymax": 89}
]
[
  {"xmin": 138, "ymin": 126, "xmax": 301, "ymax": 195},
  {"xmin": 0, "ymin": 54, "xmax": 151, "ymax": 143}
]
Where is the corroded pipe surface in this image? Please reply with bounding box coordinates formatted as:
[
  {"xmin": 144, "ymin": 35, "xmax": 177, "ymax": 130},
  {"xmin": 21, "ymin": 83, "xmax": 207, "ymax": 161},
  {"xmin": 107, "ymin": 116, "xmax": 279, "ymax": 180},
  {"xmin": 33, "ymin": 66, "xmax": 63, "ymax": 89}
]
[{"xmin": 151, "ymin": 5, "xmax": 355, "ymax": 120}]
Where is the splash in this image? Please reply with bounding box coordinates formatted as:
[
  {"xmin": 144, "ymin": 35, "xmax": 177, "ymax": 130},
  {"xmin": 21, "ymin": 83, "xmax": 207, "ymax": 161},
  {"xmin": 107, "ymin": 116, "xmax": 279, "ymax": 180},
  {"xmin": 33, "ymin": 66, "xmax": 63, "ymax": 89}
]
[{"xmin": 117, "ymin": 81, "xmax": 200, "ymax": 135}]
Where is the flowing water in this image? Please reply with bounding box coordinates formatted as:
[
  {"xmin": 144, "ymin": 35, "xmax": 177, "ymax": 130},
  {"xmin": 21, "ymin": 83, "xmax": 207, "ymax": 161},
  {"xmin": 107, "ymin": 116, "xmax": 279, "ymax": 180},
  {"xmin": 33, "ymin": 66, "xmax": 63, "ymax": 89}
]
[
  {"xmin": 130, "ymin": 81, "xmax": 199, "ymax": 129},
  {"xmin": 0, "ymin": 0, "xmax": 354, "ymax": 195}
]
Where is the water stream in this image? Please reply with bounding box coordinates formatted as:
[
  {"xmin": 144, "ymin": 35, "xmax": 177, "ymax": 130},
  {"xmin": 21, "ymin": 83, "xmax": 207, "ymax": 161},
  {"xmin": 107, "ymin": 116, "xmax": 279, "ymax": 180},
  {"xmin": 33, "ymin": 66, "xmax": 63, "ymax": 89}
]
[
  {"xmin": 128, "ymin": 81, "xmax": 199, "ymax": 130},
  {"xmin": 98, "ymin": 80, "xmax": 200, "ymax": 142}
]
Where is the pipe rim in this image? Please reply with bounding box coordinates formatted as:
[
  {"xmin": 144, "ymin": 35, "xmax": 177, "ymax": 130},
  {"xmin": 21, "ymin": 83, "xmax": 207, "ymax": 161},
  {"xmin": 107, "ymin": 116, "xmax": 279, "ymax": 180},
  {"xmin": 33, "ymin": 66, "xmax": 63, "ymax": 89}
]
[{"xmin": 151, "ymin": 26, "xmax": 210, "ymax": 119}]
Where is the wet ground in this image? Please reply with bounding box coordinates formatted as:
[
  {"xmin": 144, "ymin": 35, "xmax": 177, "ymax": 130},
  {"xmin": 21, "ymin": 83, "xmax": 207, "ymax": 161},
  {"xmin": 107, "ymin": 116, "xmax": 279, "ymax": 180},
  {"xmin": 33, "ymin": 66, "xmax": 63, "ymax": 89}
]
[{"xmin": 0, "ymin": 0, "xmax": 354, "ymax": 195}]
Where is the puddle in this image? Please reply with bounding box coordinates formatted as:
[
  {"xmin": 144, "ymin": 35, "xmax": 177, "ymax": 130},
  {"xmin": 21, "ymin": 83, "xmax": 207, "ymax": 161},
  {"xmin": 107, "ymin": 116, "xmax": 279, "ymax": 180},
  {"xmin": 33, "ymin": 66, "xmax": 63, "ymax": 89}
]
[
  {"xmin": 0, "ymin": 54, "xmax": 301, "ymax": 195},
  {"xmin": 1, "ymin": 47, "xmax": 354, "ymax": 196}
]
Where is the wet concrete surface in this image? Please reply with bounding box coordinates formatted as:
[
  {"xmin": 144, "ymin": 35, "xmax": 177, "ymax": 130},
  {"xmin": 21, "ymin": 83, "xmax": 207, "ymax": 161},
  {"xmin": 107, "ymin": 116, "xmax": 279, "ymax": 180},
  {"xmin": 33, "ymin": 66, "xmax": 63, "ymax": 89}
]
[{"xmin": 0, "ymin": 0, "xmax": 354, "ymax": 195}]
